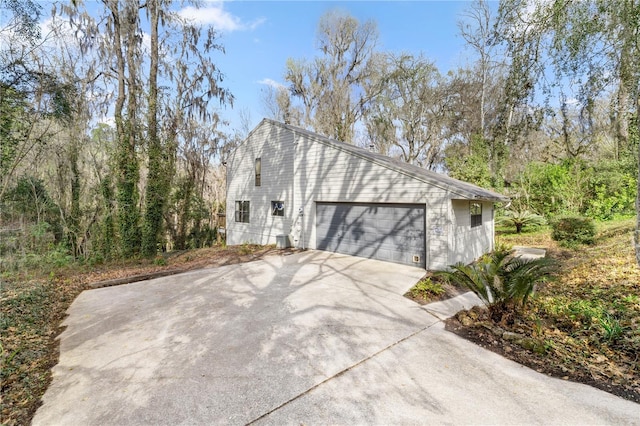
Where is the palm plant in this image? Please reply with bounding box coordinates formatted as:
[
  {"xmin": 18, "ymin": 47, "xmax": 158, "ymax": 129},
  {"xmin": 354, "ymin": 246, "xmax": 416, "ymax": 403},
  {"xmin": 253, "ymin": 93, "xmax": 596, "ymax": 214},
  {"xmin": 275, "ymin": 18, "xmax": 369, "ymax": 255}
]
[
  {"xmin": 496, "ymin": 209, "xmax": 546, "ymax": 233},
  {"xmin": 438, "ymin": 248, "xmax": 556, "ymax": 320}
]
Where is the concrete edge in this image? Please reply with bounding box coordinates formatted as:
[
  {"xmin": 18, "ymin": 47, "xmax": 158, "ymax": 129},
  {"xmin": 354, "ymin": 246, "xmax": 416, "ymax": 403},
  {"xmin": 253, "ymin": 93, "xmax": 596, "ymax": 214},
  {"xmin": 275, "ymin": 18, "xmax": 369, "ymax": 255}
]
[
  {"xmin": 88, "ymin": 269, "xmax": 184, "ymax": 289},
  {"xmin": 421, "ymin": 291, "xmax": 485, "ymax": 320}
]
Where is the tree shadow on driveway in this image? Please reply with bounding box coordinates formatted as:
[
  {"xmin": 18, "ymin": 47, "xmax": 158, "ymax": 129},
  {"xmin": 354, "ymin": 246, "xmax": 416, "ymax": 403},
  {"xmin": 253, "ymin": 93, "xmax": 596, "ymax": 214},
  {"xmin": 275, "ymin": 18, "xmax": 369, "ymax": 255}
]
[{"xmin": 33, "ymin": 251, "xmax": 434, "ymax": 425}]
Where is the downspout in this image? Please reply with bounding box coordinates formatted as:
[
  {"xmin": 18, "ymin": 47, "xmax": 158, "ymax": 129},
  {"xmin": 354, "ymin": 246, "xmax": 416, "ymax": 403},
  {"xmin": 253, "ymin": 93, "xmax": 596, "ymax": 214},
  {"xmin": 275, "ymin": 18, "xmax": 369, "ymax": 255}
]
[
  {"xmin": 292, "ymin": 131, "xmax": 305, "ymax": 249},
  {"xmin": 222, "ymin": 160, "xmax": 228, "ymax": 244}
]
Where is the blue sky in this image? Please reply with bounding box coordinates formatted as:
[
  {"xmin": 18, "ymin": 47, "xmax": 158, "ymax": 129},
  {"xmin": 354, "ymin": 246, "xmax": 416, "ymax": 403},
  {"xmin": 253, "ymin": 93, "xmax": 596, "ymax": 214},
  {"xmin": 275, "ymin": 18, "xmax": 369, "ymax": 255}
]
[{"xmin": 195, "ymin": 1, "xmax": 484, "ymax": 133}]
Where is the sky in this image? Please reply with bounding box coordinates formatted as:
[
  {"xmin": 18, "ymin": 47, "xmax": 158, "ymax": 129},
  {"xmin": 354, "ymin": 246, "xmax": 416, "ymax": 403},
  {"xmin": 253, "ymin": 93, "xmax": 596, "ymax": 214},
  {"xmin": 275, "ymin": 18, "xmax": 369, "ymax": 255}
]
[
  {"xmin": 2, "ymin": 0, "xmax": 486, "ymax": 134},
  {"xmin": 190, "ymin": 1, "xmax": 484, "ymax": 133}
]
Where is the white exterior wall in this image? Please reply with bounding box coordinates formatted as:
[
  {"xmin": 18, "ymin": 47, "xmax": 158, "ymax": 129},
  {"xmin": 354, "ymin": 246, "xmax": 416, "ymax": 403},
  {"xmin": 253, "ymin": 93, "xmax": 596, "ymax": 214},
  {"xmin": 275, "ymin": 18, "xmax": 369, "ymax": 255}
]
[
  {"xmin": 449, "ymin": 200, "xmax": 494, "ymax": 265},
  {"xmin": 291, "ymin": 135, "xmax": 451, "ymax": 270},
  {"xmin": 227, "ymin": 120, "xmax": 498, "ymax": 270},
  {"xmin": 226, "ymin": 123, "xmax": 296, "ymax": 245}
]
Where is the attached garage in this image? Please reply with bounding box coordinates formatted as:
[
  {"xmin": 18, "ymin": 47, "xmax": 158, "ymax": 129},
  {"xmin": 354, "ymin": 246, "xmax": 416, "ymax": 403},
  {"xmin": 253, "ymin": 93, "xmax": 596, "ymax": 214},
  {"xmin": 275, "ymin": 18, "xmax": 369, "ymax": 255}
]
[
  {"xmin": 226, "ymin": 119, "xmax": 509, "ymax": 270},
  {"xmin": 316, "ymin": 203, "xmax": 426, "ymax": 268}
]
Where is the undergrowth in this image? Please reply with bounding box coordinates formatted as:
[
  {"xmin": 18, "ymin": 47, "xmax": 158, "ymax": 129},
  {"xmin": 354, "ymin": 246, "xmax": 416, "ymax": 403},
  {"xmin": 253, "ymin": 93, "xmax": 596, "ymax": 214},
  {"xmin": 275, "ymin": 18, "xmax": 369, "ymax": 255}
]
[{"xmin": 481, "ymin": 217, "xmax": 640, "ymax": 400}]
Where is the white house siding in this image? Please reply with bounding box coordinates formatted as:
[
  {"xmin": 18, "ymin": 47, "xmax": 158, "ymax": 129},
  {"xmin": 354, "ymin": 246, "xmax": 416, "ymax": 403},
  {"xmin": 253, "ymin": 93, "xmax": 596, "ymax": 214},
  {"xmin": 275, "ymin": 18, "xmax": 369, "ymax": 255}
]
[
  {"xmin": 448, "ymin": 200, "xmax": 494, "ymax": 265},
  {"xmin": 227, "ymin": 119, "xmax": 502, "ymax": 270},
  {"xmin": 426, "ymin": 203, "xmax": 451, "ymax": 270},
  {"xmin": 291, "ymin": 136, "xmax": 451, "ymax": 270},
  {"xmin": 226, "ymin": 124, "xmax": 296, "ymax": 245}
]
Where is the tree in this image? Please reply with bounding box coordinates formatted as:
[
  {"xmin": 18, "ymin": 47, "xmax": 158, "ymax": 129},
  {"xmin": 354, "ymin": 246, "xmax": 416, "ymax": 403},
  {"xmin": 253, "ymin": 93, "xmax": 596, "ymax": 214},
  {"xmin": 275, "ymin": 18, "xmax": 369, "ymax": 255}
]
[
  {"xmin": 456, "ymin": 0, "xmax": 515, "ymax": 185},
  {"xmin": 166, "ymin": 118, "xmax": 225, "ymax": 250},
  {"xmin": 89, "ymin": 0, "xmax": 144, "ymax": 257},
  {"xmin": 539, "ymin": 0, "xmax": 640, "ymax": 263},
  {"xmin": 61, "ymin": 0, "xmax": 232, "ymax": 257},
  {"xmin": 445, "ymin": 134, "xmax": 492, "ymax": 188},
  {"xmin": 366, "ymin": 53, "xmax": 447, "ymax": 169},
  {"xmin": 458, "ymin": 0, "xmax": 495, "ymax": 137},
  {"xmin": 1, "ymin": 1, "xmax": 73, "ymax": 200},
  {"xmin": 285, "ymin": 10, "xmax": 382, "ymax": 142},
  {"xmin": 141, "ymin": 0, "xmax": 162, "ymax": 256},
  {"xmin": 154, "ymin": 11, "xmax": 232, "ymax": 253},
  {"xmin": 0, "ymin": 0, "xmax": 42, "ymax": 43},
  {"xmin": 260, "ymin": 84, "xmax": 300, "ymax": 125},
  {"xmin": 492, "ymin": 0, "xmax": 552, "ymax": 186}
]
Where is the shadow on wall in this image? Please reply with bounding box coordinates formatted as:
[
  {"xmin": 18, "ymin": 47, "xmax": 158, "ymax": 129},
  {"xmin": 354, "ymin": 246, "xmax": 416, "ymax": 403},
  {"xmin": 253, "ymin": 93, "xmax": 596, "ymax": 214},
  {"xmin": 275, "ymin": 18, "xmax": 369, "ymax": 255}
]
[{"xmin": 295, "ymin": 133, "xmax": 436, "ymax": 268}]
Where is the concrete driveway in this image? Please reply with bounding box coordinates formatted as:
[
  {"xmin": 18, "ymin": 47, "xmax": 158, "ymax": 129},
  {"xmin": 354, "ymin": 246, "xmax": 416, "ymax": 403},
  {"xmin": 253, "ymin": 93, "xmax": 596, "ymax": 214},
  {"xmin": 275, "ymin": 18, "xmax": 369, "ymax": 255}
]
[{"xmin": 34, "ymin": 251, "xmax": 639, "ymax": 425}]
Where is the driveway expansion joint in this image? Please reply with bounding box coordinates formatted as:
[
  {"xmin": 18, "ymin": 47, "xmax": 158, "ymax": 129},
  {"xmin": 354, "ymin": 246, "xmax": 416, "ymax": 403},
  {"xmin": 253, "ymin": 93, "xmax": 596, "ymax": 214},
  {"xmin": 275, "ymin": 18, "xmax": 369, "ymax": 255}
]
[{"xmin": 245, "ymin": 321, "xmax": 442, "ymax": 425}]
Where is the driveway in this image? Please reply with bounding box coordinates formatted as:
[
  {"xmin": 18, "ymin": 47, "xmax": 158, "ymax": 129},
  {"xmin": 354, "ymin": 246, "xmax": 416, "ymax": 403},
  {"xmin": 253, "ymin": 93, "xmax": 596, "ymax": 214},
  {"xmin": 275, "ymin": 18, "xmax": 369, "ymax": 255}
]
[{"xmin": 34, "ymin": 251, "xmax": 639, "ymax": 425}]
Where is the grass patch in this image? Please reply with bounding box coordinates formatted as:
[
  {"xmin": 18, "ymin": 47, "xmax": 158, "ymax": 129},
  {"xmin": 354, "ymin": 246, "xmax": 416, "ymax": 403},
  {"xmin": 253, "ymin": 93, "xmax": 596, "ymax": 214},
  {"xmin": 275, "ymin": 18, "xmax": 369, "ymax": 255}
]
[
  {"xmin": 405, "ymin": 274, "xmax": 467, "ymax": 304},
  {"xmin": 409, "ymin": 277, "xmax": 445, "ymax": 299}
]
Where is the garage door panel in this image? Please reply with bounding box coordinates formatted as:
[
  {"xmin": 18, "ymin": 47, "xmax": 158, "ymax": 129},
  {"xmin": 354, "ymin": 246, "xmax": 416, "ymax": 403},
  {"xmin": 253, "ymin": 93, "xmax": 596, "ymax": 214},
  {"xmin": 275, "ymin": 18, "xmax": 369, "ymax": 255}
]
[{"xmin": 316, "ymin": 203, "xmax": 425, "ymax": 268}]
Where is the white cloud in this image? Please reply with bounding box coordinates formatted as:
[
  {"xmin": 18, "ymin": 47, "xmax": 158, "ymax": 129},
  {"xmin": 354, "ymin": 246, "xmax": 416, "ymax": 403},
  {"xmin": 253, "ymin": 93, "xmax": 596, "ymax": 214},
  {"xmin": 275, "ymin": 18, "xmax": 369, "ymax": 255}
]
[
  {"xmin": 257, "ymin": 78, "xmax": 286, "ymax": 90},
  {"xmin": 178, "ymin": 5, "xmax": 265, "ymax": 32}
]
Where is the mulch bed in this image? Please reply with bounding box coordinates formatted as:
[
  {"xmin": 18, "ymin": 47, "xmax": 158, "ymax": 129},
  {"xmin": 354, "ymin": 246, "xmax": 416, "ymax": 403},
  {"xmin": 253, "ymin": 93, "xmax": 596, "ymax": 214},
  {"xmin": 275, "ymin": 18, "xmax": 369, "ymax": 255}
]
[{"xmin": 445, "ymin": 309, "xmax": 640, "ymax": 404}]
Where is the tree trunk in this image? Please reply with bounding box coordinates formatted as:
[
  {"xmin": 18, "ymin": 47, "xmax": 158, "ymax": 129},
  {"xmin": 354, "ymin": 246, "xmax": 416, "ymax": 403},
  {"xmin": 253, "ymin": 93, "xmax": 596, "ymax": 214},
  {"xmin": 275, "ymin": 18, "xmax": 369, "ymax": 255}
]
[
  {"xmin": 117, "ymin": 0, "xmax": 141, "ymax": 257},
  {"xmin": 142, "ymin": 0, "xmax": 162, "ymax": 257},
  {"xmin": 635, "ymin": 98, "xmax": 640, "ymax": 266},
  {"xmin": 69, "ymin": 138, "xmax": 81, "ymax": 257}
]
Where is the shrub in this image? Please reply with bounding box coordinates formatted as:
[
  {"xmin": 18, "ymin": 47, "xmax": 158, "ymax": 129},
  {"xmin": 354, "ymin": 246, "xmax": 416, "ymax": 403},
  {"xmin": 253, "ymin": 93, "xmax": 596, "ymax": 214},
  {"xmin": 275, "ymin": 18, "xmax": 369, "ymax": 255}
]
[
  {"xmin": 437, "ymin": 248, "xmax": 556, "ymax": 320},
  {"xmin": 551, "ymin": 216, "xmax": 596, "ymax": 247},
  {"xmin": 45, "ymin": 246, "xmax": 74, "ymax": 268},
  {"xmin": 409, "ymin": 277, "xmax": 445, "ymax": 299},
  {"xmin": 512, "ymin": 161, "xmax": 588, "ymax": 217},
  {"xmin": 585, "ymin": 159, "xmax": 637, "ymax": 220},
  {"xmin": 496, "ymin": 209, "xmax": 546, "ymax": 233}
]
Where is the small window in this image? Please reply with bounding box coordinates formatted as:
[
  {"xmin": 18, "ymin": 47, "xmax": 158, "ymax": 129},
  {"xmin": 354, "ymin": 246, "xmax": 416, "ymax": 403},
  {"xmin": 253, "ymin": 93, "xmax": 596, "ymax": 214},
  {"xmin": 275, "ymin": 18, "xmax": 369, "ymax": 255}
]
[
  {"xmin": 235, "ymin": 200, "xmax": 250, "ymax": 223},
  {"xmin": 255, "ymin": 157, "xmax": 261, "ymax": 186},
  {"xmin": 470, "ymin": 202, "xmax": 482, "ymax": 228},
  {"xmin": 271, "ymin": 201, "xmax": 284, "ymax": 217}
]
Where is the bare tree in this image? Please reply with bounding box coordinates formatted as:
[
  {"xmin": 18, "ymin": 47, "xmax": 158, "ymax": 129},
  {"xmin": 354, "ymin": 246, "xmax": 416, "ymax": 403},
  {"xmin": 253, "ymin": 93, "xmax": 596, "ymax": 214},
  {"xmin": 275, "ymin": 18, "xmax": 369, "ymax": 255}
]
[
  {"xmin": 366, "ymin": 53, "xmax": 447, "ymax": 169},
  {"xmin": 285, "ymin": 10, "xmax": 382, "ymax": 142},
  {"xmin": 458, "ymin": 0, "xmax": 495, "ymax": 137}
]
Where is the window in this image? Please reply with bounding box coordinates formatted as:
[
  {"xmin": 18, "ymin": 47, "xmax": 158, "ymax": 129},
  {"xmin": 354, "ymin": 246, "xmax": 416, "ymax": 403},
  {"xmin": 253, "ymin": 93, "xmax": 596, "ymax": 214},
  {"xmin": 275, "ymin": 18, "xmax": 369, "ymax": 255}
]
[
  {"xmin": 470, "ymin": 202, "xmax": 482, "ymax": 228},
  {"xmin": 255, "ymin": 157, "xmax": 261, "ymax": 186},
  {"xmin": 235, "ymin": 201, "xmax": 250, "ymax": 223},
  {"xmin": 271, "ymin": 201, "xmax": 284, "ymax": 217}
]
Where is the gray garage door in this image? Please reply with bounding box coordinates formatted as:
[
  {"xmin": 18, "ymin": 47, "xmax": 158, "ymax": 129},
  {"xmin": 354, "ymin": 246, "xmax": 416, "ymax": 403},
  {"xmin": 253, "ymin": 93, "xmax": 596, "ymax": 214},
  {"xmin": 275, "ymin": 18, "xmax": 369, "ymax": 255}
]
[{"xmin": 316, "ymin": 202, "xmax": 425, "ymax": 268}]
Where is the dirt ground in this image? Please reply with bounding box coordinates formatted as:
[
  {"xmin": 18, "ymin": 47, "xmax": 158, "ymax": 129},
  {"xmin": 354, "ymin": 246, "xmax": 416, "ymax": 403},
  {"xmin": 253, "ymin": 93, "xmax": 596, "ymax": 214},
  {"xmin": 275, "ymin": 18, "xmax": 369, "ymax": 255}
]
[
  {"xmin": 405, "ymin": 221, "xmax": 640, "ymax": 405},
  {"xmin": 445, "ymin": 308, "xmax": 640, "ymax": 404}
]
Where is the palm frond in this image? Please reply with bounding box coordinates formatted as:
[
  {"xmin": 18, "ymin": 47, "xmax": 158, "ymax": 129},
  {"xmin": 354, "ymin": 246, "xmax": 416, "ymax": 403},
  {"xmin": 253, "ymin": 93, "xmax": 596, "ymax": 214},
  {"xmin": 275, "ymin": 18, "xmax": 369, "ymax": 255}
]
[{"xmin": 441, "ymin": 250, "xmax": 557, "ymax": 310}]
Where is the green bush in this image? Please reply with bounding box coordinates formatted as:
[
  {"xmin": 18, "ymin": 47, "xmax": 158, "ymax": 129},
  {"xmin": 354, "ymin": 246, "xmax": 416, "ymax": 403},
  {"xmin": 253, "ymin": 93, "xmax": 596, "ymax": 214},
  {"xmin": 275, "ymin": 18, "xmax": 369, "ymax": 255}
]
[
  {"xmin": 512, "ymin": 161, "xmax": 587, "ymax": 217},
  {"xmin": 409, "ymin": 277, "xmax": 445, "ymax": 299},
  {"xmin": 585, "ymin": 159, "xmax": 637, "ymax": 220},
  {"xmin": 437, "ymin": 248, "xmax": 556, "ymax": 317},
  {"xmin": 551, "ymin": 216, "xmax": 596, "ymax": 247}
]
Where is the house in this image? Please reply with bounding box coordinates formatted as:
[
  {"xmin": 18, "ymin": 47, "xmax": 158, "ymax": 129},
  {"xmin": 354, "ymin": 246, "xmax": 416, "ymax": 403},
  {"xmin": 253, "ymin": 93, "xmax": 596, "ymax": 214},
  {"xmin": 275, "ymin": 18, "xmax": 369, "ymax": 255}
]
[{"xmin": 225, "ymin": 119, "xmax": 509, "ymax": 270}]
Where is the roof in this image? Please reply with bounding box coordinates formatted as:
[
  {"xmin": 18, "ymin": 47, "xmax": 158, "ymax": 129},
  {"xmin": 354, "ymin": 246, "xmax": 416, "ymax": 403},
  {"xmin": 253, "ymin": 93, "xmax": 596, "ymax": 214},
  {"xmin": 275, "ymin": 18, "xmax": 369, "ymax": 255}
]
[{"xmin": 255, "ymin": 118, "xmax": 510, "ymax": 203}]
